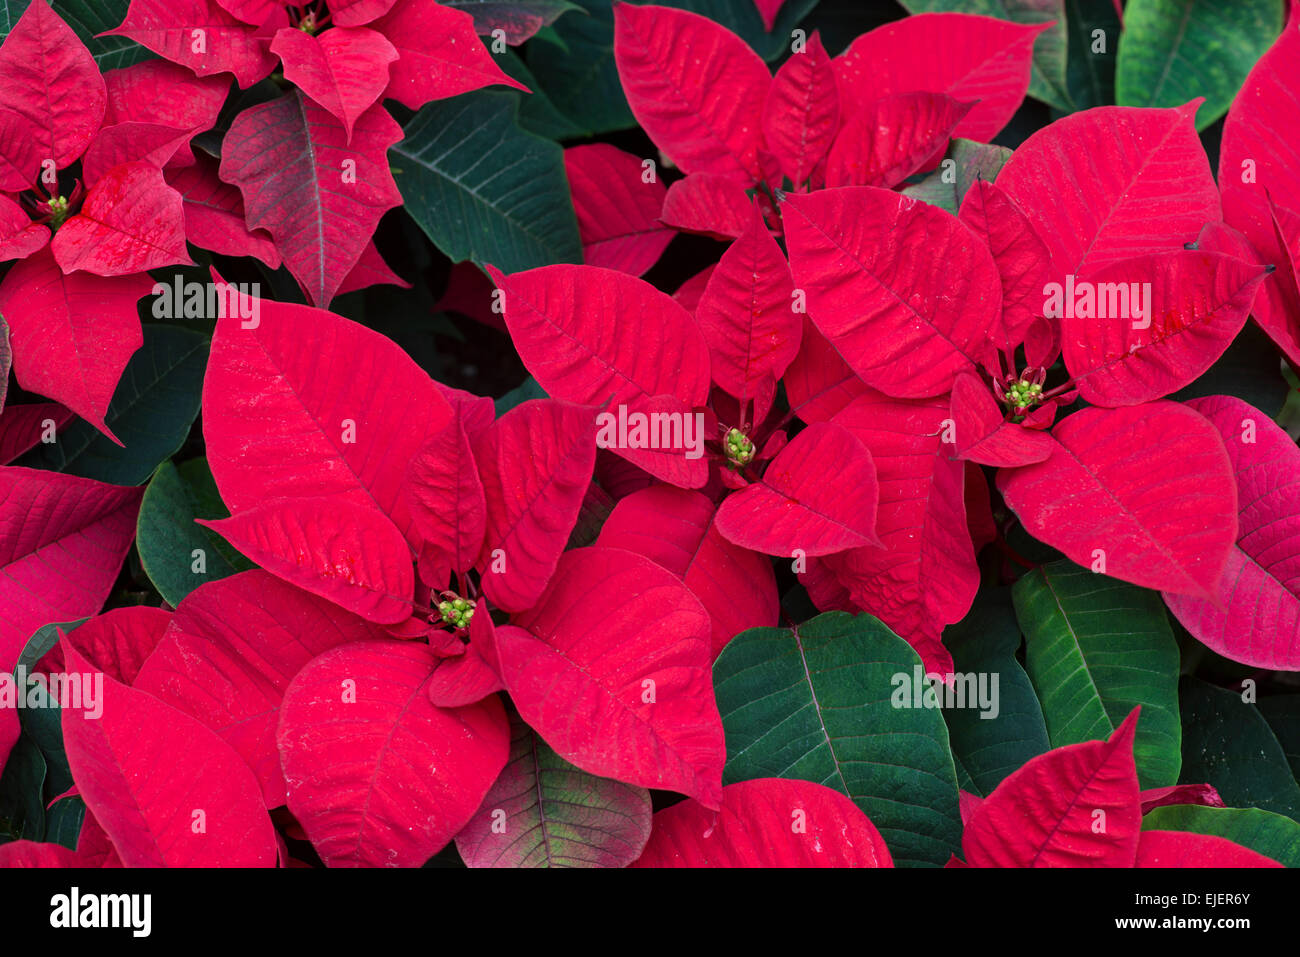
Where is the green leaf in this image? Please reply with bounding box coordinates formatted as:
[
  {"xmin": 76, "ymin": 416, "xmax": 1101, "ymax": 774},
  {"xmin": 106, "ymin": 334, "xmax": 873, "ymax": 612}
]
[
  {"xmin": 1258, "ymin": 695, "xmax": 1300, "ymax": 781},
  {"xmin": 900, "ymin": 139, "xmax": 1012, "ymax": 215},
  {"xmin": 494, "ymin": 48, "xmax": 585, "ymax": 140},
  {"xmin": 494, "ymin": 376, "xmax": 549, "ymax": 416},
  {"xmin": 901, "ymin": 0, "xmax": 1072, "ymax": 111},
  {"xmin": 393, "ymin": 91, "xmax": 582, "ymax": 274},
  {"xmin": 1115, "ymin": 0, "xmax": 1283, "ymax": 130},
  {"xmin": 0, "ymin": 0, "xmax": 30, "ymax": 41},
  {"xmin": 18, "ymin": 325, "xmax": 208, "ymax": 486},
  {"xmin": 1013, "ymin": 560, "xmax": 1182, "ymax": 788},
  {"xmin": 1065, "ymin": 0, "xmax": 1121, "ymax": 110},
  {"xmin": 13, "ymin": 619, "xmax": 86, "ymax": 674},
  {"xmin": 942, "ymin": 588, "xmax": 1050, "ymax": 796},
  {"xmin": 525, "ymin": 1, "xmax": 635, "ymax": 137},
  {"xmin": 137, "ymin": 457, "xmax": 253, "ymax": 607},
  {"xmin": 44, "ymin": 795, "xmax": 85, "ymax": 850},
  {"xmin": 19, "ymin": 681, "xmax": 72, "ymax": 799},
  {"xmin": 1171, "ymin": 322, "xmax": 1290, "ymax": 417},
  {"xmin": 0, "ymin": 733, "xmax": 45, "ymax": 843},
  {"xmin": 441, "ymin": 0, "xmax": 583, "ymax": 40},
  {"xmin": 713, "ymin": 611, "xmax": 962, "ymax": 867},
  {"xmin": 1180, "ymin": 676, "xmax": 1300, "ymax": 823},
  {"xmin": 52, "ymin": 0, "xmax": 154, "ymax": 70},
  {"xmin": 652, "ymin": 0, "xmax": 819, "ymax": 61},
  {"xmin": 1141, "ymin": 805, "xmax": 1300, "ymax": 868}
]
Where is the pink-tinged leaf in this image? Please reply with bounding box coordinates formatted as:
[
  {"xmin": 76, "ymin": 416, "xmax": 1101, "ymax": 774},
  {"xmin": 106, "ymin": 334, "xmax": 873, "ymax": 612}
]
[
  {"xmin": 102, "ymin": 59, "xmax": 229, "ymax": 166},
  {"xmin": 965, "ymin": 460, "xmax": 997, "ymax": 554},
  {"xmin": 271, "ymin": 27, "xmax": 398, "ymax": 142},
  {"xmin": 999, "ymin": 402, "xmax": 1237, "ymax": 599},
  {"xmin": 950, "ymin": 371, "xmax": 1054, "ymax": 468},
  {"xmin": 436, "ymin": 382, "xmax": 496, "ymax": 442},
  {"xmin": 405, "ymin": 406, "xmax": 488, "ymax": 591},
  {"xmin": 81, "ymin": 123, "xmax": 193, "ymax": 187},
  {"xmin": 374, "ymin": 1, "xmax": 526, "ymax": 110},
  {"xmin": 219, "ymin": 91, "xmax": 403, "ymax": 306},
  {"xmin": 60, "ymin": 606, "xmax": 171, "ymax": 685},
  {"xmin": 61, "ymin": 644, "xmax": 278, "ymax": 867},
  {"xmin": 997, "ymin": 103, "xmax": 1220, "ymax": 277},
  {"xmin": 673, "ymin": 265, "xmax": 715, "ymax": 314},
  {"xmin": 783, "ymin": 186, "xmax": 1001, "ymax": 398},
  {"xmin": 783, "ymin": 317, "xmax": 869, "ymax": 424},
  {"xmin": 134, "ymin": 570, "xmax": 389, "ymax": 808},
  {"xmin": 0, "ymin": 193, "xmax": 49, "ymax": 261},
  {"xmin": 1162, "ymin": 396, "xmax": 1300, "ymax": 670},
  {"xmin": 214, "ymin": 0, "xmax": 279, "ymax": 25},
  {"xmin": 565, "ymin": 143, "xmax": 671, "ymax": 277},
  {"xmin": 443, "ymin": 0, "xmax": 569, "ymax": 43},
  {"xmin": 958, "ymin": 179, "xmax": 1054, "ymax": 358},
  {"xmin": 696, "ymin": 201, "xmax": 800, "ymax": 405},
  {"xmin": 494, "ymin": 545, "xmax": 724, "ymax": 807},
  {"xmin": 1136, "ymin": 830, "xmax": 1282, "ymax": 867},
  {"xmin": 596, "ymin": 484, "xmax": 779, "ymax": 659},
  {"xmin": 763, "ymin": 30, "xmax": 838, "ymax": 187},
  {"xmin": 614, "ymin": 4, "xmax": 770, "ymax": 184},
  {"xmin": 963, "ymin": 711, "xmax": 1141, "ymax": 867},
  {"xmin": 426, "ymin": 638, "xmax": 503, "ymax": 708},
  {"xmin": 335, "ymin": 240, "xmax": 409, "ymax": 297},
  {"xmin": 753, "ymin": 0, "xmax": 785, "ymax": 31},
  {"xmin": 202, "ymin": 286, "xmax": 452, "ymax": 547},
  {"xmin": 0, "ymin": 0, "xmax": 106, "ymax": 188},
  {"xmin": 107, "ymin": 0, "xmax": 280, "ymax": 88},
  {"xmin": 1140, "ymin": 783, "xmax": 1224, "ymax": 814},
  {"xmin": 1023, "ymin": 314, "xmax": 1061, "ymax": 370},
  {"xmin": 716, "ymin": 422, "xmax": 880, "ymax": 557},
  {"xmin": 277, "ymin": 639, "xmax": 509, "ymax": 867},
  {"xmin": 0, "ymin": 248, "xmax": 150, "ymax": 439},
  {"xmin": 1061, "ymin": 251, "xmax": 1267, "ymax": 406},
  {"xmin": 165, "ymin": 156, "xmax": 280, "ymax": 268},
  {"xmin": 0, "ymin": 403, "xmax": 73, "ymax": 465},
  {"xmin": 834, "ymin": 13, "xmax": 1047, "ymax": 142},
  {"xmin": 456, "ymin": 707, "xmax": 653, "ymax": 868},
  {"xmin": 474, "ymin": 399, "xmax": 596, "ymax": 613},
  {"xmin": 51, "ymin": 162, "xmax": 192, "ymax": 276},
  {"xmin": 74, "ymin": 812, "xmax": 123, "ymax": 867},
  {"xmin": 0, "ymin": 840, "xmax": 82, "ymax": 867},
  {"xmin": 826, "ymin": 392, "xmax": 977, "ymax": 674},
  {"xmin": 593, "ymin": 392, "xmax": 710, "ymax": 490},
  {"xmin": 660, "ymin": 173, "xmax": 754, "ymax": 239},
  {"xmin": 825, "ymin": 92, "xmax": 972, "ymax": 190},
  {"xmin": 200, "ymin": 496, "xmax": 415, "ymax": 624},
  {"xmin": 329, "ymin": 0, "xmax": 398, "ymax": 27},
  {"xmin": 632, "ymin": 777, "xmax": 893, "ymax": 867}
]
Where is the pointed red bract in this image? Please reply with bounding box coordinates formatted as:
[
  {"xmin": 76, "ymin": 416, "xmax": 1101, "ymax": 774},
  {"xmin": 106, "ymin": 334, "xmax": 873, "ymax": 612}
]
[
  {"xmin": 134, "ymin": 571, "xmax": 389, "ymax": 808},
  {"xmin": 763, "ymin": 30, "xmax": 838, "ymax": 188},
  {"xmin": 632, "ymin": 777, "xmax": 893, "ymax": 867},
  {"xmin": 783, "ymin": 318, "xmax": 869, "ymax": 424},
  {"xmin": 474, "ymin": 399, "xmax": 596, "ymax": 613},
  {"xmin": 405, "ymin": 405, "xmax": 488, "ymax": 591},
  {"xmin": 102, "ymin": 59, "xmax": 230, "ymax": 165},
  {"xmin": 492, "ymin": 546, "xmax": 725, "ymax": 807},
  {"xmin": 824, "ymin": 93, "xmax": 972, "ymax": 190},
  {"xmin": 0, "ymin": 194, "xmax": 48, "ymax": 261},
  {"xmin": 614, "ymin": 4, "xmax": 770, "ymax": 184},
  {"xmin": 329, "ymin": 0, "xmax": 399, "ymax": 27},
  {"xmin": 219, "ymin": 91, "xmax": 404, "ymax": 306},
  {"xmin": 335, "ymin": 240, "xmax": 409, "ymax": 296},
  {"xmin": 277, "ymin": 640, "xmax": 509, "ymax": 867},
  {"xmin": 962, "ymin": 711, "xmax": 1141, "ymax": 867},
  {"xmin": 425, "ymin": 639, "xmax": 503, "ymax": 709},
  {"xmin": 834, "ymin": 13, "xmax": 1047, "ymax": 142},
  {"xmin": 374, "ymin": 0, "xmax": 526, "ymax": 109},
  {"xmin": 1163, "ymin": 396, "xmax": 1300, "ymax": 670},
  {"xmin": 0, "ymin": 248, "xmax": 150, "ymax": 439},
  {"xmin": 60, "ymin": 606, "xmax": 171, "ymax": 685},
  {"xmin": 80, "ymin": 122, "xmax": 192, "ymax": 186},
  {"xmin": 565, "ymin": 143, "xmax": 671, "ymax": 277},
  {"xmin": 1136, "ymin": 831, "xmax": 1282, "ymax": 867},
  {"xmin": 0, "ymin": 403, "xmax": 73, "ymax": 465},
  {"xmin": 596, "ymin": 484, "xmax": 779, "ymax": 659},
  {"xmin": 1139, "ymin": 783, "xmax": 1224, "ymax": 814},
  {"xmin": 999, "ymin": 402, "xmax": 1237, "ymax": 599},
  {"xmin": 783, "ymin": 186, "xmax": 1000, "ymax": 399},
  {"xmin": 61, "ymin": 645, "xmax": 278, "ymax": 867},
  {"xmin": 753, "ymin": 0, "xmax": 785, "ymax": 31},
  {"xmin": 200, "ymin": 496, "xmax": 415, "ymax": 624},
  {"xmin": 660, "ymin": 173, "xmax": 754, "ymax": 239},
  {"xmin": 165, "ymin": 157, "xmax": 280, "ymax": 267},
  {"xmin": 0, "ymin": 840, "xmax": 82, "ymax": 867},
  {"xmin": 108, "ymin": 0, "xmax": 280, "ymax": 88},
  {"xmin": 949, "ymin": 371, "xmax": 1054, "ymax": 468},
  {"xmin": 271, "ymin": 27, "xmax": 398, "ymax": 142}
]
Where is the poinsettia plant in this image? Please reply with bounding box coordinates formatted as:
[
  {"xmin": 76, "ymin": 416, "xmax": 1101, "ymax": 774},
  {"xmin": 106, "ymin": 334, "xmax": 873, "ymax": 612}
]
[{"xmin": 1, "ymin": 0, "xmax": 1299, "ymax": 875}]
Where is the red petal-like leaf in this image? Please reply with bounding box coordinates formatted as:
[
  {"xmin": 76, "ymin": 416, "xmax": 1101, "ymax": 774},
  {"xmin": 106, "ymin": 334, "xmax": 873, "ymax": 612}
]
[
  {"xmin": 107, "ymin": 0, "xmax": 279, "ymax": 88},
  {"xmin": 80, "ymin": 122, "xmax": 193, "ymax": 186},
  {"xmin": 783, "ymin": 186, "xmax": 1000, "ymax": 398},
  {"xmin": 0, "ymin": 193, "xmax": 48, "ymax": 260},
  {"xmin": 202, "ymin": 285, "xmax": 452, "ymax": 547},
  {"xmin": 0, "ymin": 841, "xmax": 82, "ymax": 867},
  {"xmin": 200, "ymin": 496, "xmax": 415, "ymax": 624},
  {"xmin": 474, "ymin": 399, "xmax": 596, "ymax": 613},
  {"xmin": 997, "ymin": 103, "xmax": 1220, "ymax": 276},
  {"xmin": 61, "ymin": 644, "xmax": 278, "ymax": 867},
  {"xmin": 596, "ymin": 484, "xmax": 779, "ymax": 659},
  {"xmin": 1162, "ymin": 396, "xmax": 1300, "ymax": 670},
  {"xmin": 329, "ymin": 0, "xmax": 398, "ymax": 27},
  {"xmin": 949, "ymin": 371, "xmax": 1054, "ymax": 468},
  {"xmin": 998, "ymin": 402, "xmax": 1237, "ymax": 599},
  {"xmin": 0, "ymin": 403, "xmax": 73, "ymax": 465},
  {"xmin": 271, "ymin": 27, "xmax": 397, "ymax": 142},
  {"xmin": 660, "ymin": 172, "xmax": 754, "ymax": 239},
  {"xmin": 632, "ymin": 777, "xmax": 893, "ymax": 867},
  {"xmin": 962, "ymin": 711, "xmax": 1141, "ymax": 867},
  {"xmin": 614, "ymin": 4, "xmax": 770, "ymax": 184},
  {"xmin": 277, "ymin": 639, "xmax": 509, "ymax": 867},
  {"xmin": 565, "ymin": 143, "xmax": 671, "ymax": 277},
  {"xmin": 825, "ymin": 92, "xmax": 972, "ymax": 191},
  {"xmin": 102, "ymin": 59, "xmax": 229, "ymax": 166},
  {"xmin": 405, "ymin": 405, "xmax": 488, "ymax": 591},
  {"xmin": 0, "ymin": 248, "xmax": 150, "ymax": 439},
  {"xmin": 219, "ymin": 91, "xmax": 403, "ymax": 306},
  {"xmin": 374, "ymin": 0, "xmax": 526, "ymax": 110},
  {"xmin": 334, "ymin": 240, "xmax": 409, "ymax": 297},
  {"xmin": 494, "ymin": 545, "xmax": 724, "ymax": 807},
  {"xmin": 134, "ymin": 570, "xmax": 389, "ymax": 808},
  {"xmin": 60, "ymin": 606, "xmax": 171, "ymax": 685},
  {"xmin": 834, "ymin": 13, "xmax": 1046, "ymax": 142},
  {"xmin": 753, "ymin": 0, "xmax": 785, "ymax": 32},
  {"xmin": 1140, "ymin": 782, "xmax": 1224, "ymax": 814},
  {"xmin": 1135, "ymin": 830, "xmax": 1281, "ymax": 867},
  {"xmin": 165, "ymin": 156, "xmax": 280, "ymax": 267},
  {"xmin": 762, "ymin": 30, "xmax": 838, "ymax": 188},
  {"xmin": 783, "ymin": 317, "xmax": 869, "ymax": 424},
  {"xmin": 425, "ymin": 637, "xmax": 503, "ymax": 709},
  {"xmin": 51, "ymin": 162, "xmax": 192, "ymax": 276}
]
